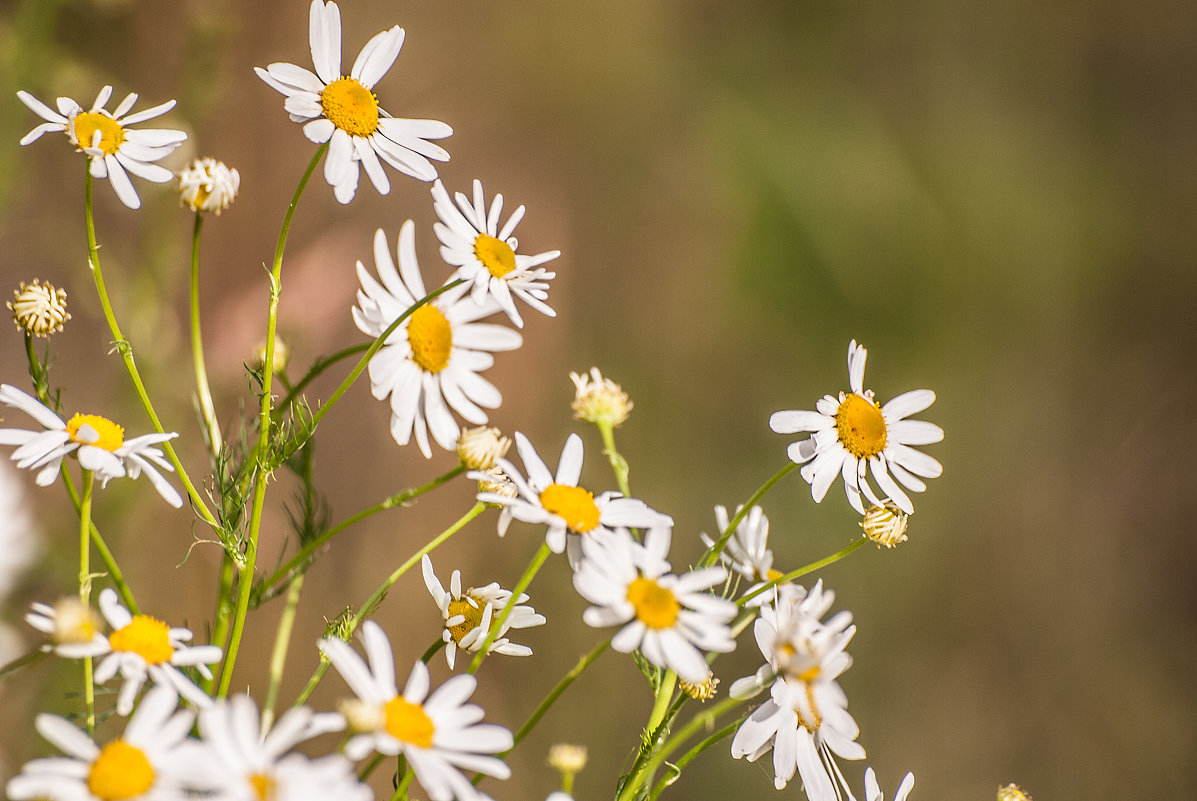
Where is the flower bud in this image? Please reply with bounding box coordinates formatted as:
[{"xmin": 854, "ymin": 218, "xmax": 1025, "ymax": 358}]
[
  {"xmin": 456, "ymin": 426, "xmax": 511, "ymax": 471},
  {"xmin": 570, "ymin": 367, "xmax": 632, "ymax": 427},
  {"xmin": 8, "ymin": 279, "xmax": 69, "ymax": 337},
  {"xmin": 178, "ymin": 157, "xmax": 240, "ymax": 215}
]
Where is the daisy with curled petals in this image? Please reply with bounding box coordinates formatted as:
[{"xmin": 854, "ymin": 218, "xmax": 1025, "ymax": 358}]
[
  {"xmin": 255, "ymin": 0, "xmax": 452, "ymax": 204},
  {"xmin": 0, "ymin": 384, "xmax": 183, "ymax": 507},
  {"xmin": 477, "ymin": 432, "xmax": 672, "ymax": 567},
  {"xmin": 572, "ymin": 526, "xmax": 736, "ymax": 683},
  {"xmin": 422, "ymin": 554, "xmax": 545, "ymax": 669},
  {"xmin": 318, "ymin": 620, "xmax": 513, "ymax": 801},
  {"xmin": 431, "ymin": 179, "xmax": 560, "ymax": 328},
  {"xmin": 353, "ymin": 221, "xmax": 522, "ymax": 457},
  {"xmin": 769, "ymin": 340, "xmax": 943, "ymax": 515},
  {"xmin": 17, "ymin": 85, "xmax": 186, "ymax": 209}
]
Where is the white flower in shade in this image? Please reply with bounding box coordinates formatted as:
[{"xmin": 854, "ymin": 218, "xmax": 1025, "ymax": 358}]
[
  {"xmin": 177, "ymin": 157, "xmax": 240, "ymax": 214},
  {"xmin": 770, "ymin": 340, "xmax": 943, "ymax": 515},
  {"xmin": 17, "ymin": 86, "xmax": 186, "ymax": 210},
  {"xmin": 421, "ymin": 555, "xmax": 545, "ymax": 669},
  {"xmin": 0, "ymin": 384, "xmax": 183, "ymax": 507},
  {"xmin": 431, "ymin": 179, "xmax": 559, "ymax": 327},
  {"xmin": 478, "ymin": 432, "xmax": 672, "ymax": 567},
  {"xmin": 6, "ymin": 685, "xmax": 210, "ymax": 801},
  {"xmin": 26, "ymin": 598, "xmax": 107, "ymax": 658},
  {"xmin": 700, "ymin": 505, "xmax": 781, "ymax": 604},
  {"xmin": 90, "ymin": 588, "xmax": 221, "ymax": 716},
  {"xmin": 318, "ymin": 620, "xmax": 514, "ymax": 801},
  {"xmin": 255, "ymin": 0, "xmax": 451, "ymax": 204},
  {"xmin": 861, "ymin": 768, "xmax": 915, "ymax": 801},
  {"xmin": 353, "ymin": 222, "xmax": 522, "ymax": 458},
  {"xmin": 572, "ymin": 526, "xmax": 736, "ymax": 683}
]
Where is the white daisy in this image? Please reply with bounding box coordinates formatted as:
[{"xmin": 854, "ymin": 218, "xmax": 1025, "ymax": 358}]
[
  {"xmin": 572, "ymin": 526, "xmax": 736, "ymax": 683},
  {"xmin": 700, "ymin": 505, "xmax": 782, "ymax": 604},
  {"xmin": 861, "ymin": 768, "xmax": 915, "ymax": 801},
  {"xmin": 421, "ymin": 554, "xmax": 545, "ymax": 669},
  {"xmin": 769, "ymin": 340, "xmax": 943, "ymax": 515},
  {"xmin": 353, "ymin": 222, "xmax": 522, "ymax": 457},
  {"xmin": 255, "ymin": 0, "xmax": 452, "ymax": 204},
  {"xmin": 17, "ymin": 85, "xmax": 186, "ymax": 210},
  {"xmin": 0, "ymin": 383, "xmax": 183, "ymax": 507},
  {"xmin": 478, "ymin": 432, "xmax": 672, "ymax": 566},
  {"xmin": 318, "ymin": 620, "xmax": 513, "ymax": 801},
  {"xmin": 431, "ymin": 179, "xmax": 559, "ymax": 327}
]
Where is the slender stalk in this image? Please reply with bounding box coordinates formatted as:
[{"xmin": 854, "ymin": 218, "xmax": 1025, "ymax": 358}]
[
  {"xmin": 390, "ymin": 767, "xmax": 414, "ymax": 801},
  {"xmin": 59, "ymin": 456, "xmax": 138, "ymax": 614},
  {"xmin": 261, "ymin": 574, "xmax": 304, "ymax": 732},
  {"xmin": 645, "ymin": 669, "xmax": 677, "ymax": 739},
  {"xmin": 189, "ymin": 211, "xmax": 222, "ymax": 455},
  {"xmin": 274, "ymin": 343, "xmax": 369, "ymax": 420},
  {"xmin": 467, "ymin": 542, "xmax": 552, "ymax": 674},
  {"xmin": 507, "ymin": 640, "xmax": 609, "ymax": 751},
  {"xmin": 598, "ymin": 420, "xmax": 631, "ymax": 497},
  {"xmin": 77, "ymin": 469, "xmax": 95, "ymax": 735},
  {"xmin": 699, "ymin": 462, "xmax": 798, "ymax": 567},
  {"xmin": 645, "ymin": 718, "xmax": 743, "ymax": 801},
  {"xmin": 737, "ymin": 536, "xmax": 868, "ymax": 607},
  {"xmin": 203, "ymin": 553, "xmax": 235, "ymax": 695}
]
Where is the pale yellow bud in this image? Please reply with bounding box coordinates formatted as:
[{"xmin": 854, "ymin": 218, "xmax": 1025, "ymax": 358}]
[
  {"xmin": 9, "ymin": 279, "xmax": 69, "ymax": 337},
  {"xmin": 456, "ymin": 426, "xmax": 511, "ymax": 471},
  {"xmin": 570, "ymin": 367, "xmax": 632, "ymax": 427},
  {"xmin": 860, "ymin": 503, "xmax": 909, "ymax": 548}
]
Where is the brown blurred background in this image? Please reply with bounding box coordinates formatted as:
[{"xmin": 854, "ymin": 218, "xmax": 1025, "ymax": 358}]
[{"xmin": 1, "ymin": 0, "xmax": 1195, "ymax": 798}]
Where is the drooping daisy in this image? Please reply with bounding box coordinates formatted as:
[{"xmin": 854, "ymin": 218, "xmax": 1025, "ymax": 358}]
[
  {"xmin": 572, "ymin": 526, "xmax": 736, "ymax": 683},
  {"xmin": 478, "ymin": 432, "xmax": 672, "ymax": 567},
  {"xmin": 318, "ymin": 620, "xmax": 513, "ymax": 801},
  {"xmin": 353, "ymin": 222, "xmax": 522, "ymax": 457},
  {"xmin": 422, "ymin": 554, "xmax": 545, "ymax": 669},
  {"xmin": 255, "ymin": 0, "xmax": 452, "ymax": 204},
  {"xmin": 431, "ymin": 179, "xmax": 559, "ymax": 328},
  {"xmin": 700, "ymin": 505, "xmax": 782, "ymax": 603},
  {"xmin": 17, "ymin": 86, "xmax": 186, "ymax": 210},
  {"xmin": 0, "ymin": 384, "xmax": 183, "ymax": 507},
  {"xmin": 769, "ymin": 340, "xmax": 943, "ymax": 515}
]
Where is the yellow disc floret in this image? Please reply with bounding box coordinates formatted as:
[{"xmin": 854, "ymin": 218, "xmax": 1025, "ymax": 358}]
[
  {"xmin": 539, "ymin": 484, "xmax": 601, "ymax": 533},
  {"xmin": 474, "ymin": 235, "xmax": 518, "ymax": 279},
  {"xmin": 65, "ymin": 414, "xmax": 125, "ymax": 452},
  {"xmin": 87, "ymin": 740, "xmax": 154, "ymax": 801},
  {"xmin": 108, "ymin": 615, "xmax": 174, "ymax": 664},
  {"xmin": 249, "ymin": 773, "xmax": 277, "ymax": 801},
  {"xmin": 834, "ymin": 393, "xmax": 887, "ymax": 459},
  {"xmin": 73, "ymin": 112, "xmax": 126, "ymax": 156},
  {"xmin": 407, "ymin": 304, "xmax": 453, "ymax": 373},
  {"xmin": 384, "ymin": 696, "xmax": 435, "ymax": 748},
  {"xmin": 446, "ymin": 597, "xmax": 485, "ymax": 644},
  {"xmin": 626, "ymin": 577, "xmax": 680, "ymax": 629},
  {"xmin": 320, "ymin": 77, "xmax": 380, "ymax": 137}
]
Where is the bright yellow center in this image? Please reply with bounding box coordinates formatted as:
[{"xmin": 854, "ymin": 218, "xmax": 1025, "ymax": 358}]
[
  {"xmin": 765, "ymin": 568, "xmax": 784, "ymax": 582},
  {"xmin": 65, "ymin": 413, "xmax": 125, "ymax": 451},
  {"xmin": 834, "ymin": 393, "xmax": 887, "ymax": 459},
  {"xmin": 446, "ymin": 597, "xmax": 485, "ymax": 644},
  {"xmin": 626, "ymin": 577, "xmax": 680, "ymax": 629},
  {"xmin": 108, "ymin": 615, "xmax": 174, "ymax": 664},
  {"xmin": 539, "ymin": 484, "xmax": 601, "ymax": 533},
  {"xmin": 87, "ymin": 740, "xmax": 154, "ymax": 801},
  {"xmin": 474, "ymin": 235, "xmax": 517, "ymax": 279},
  {"xmin": 249, "ymin": 773, "xmax": 276, "ymax": 801},
  {"xmin": 320, "ymin": 77, "xmax": 380, "ymax": 137},
  {"xmin": 407, "ymin": 304, "xmax": 453, "ymax": 373},
  {"xmin": 73, "ymin": 112, "xmax": 125, "ymax": 156},
  {"xmin": 383, "ymin": 696, "xmax": 435, "ymax": 748}
]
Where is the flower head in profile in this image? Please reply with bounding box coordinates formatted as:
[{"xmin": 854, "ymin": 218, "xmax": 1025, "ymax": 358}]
[
  {"xmin": 318, "ymin": 620, "xmax": 513, "ymax": 801},
  {"xmin": 9, "ymin": 279, "xmax": 69, "ymax": 337},
  {"xmin": 0, "ymin": 384, "xmax": 182, "ymax": 507},
  {"xmin": 770, "ymin": 340, "xmax": 943, "ymax": 514},
  {"xmin": 178, "ymin": 157, "xmax": 240, "ymax": 215},
  {"xmin": 17, "ymin": 86, "xmax": 186, "ymax": 209},
  {"xmin": 570, "ymin": 368, "xmax": 632, "ymax": 428},
  {"xmin": 255, "ymin": 0, "xmax": 452, "ymax": 203},
  {"xmin": 353, "ymin": 222, "xmax": 522, "ymax": 458},
  {"xmin": 432, "ymin": 179, "xmax": 559, "ymax": 327}
]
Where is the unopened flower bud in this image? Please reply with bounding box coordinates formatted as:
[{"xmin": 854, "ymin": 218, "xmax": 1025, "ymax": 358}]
[
  {"xmin": 456, "ymin": 426, "xmax": 511, "ymax": 471},
  {"xmin": 570, "ymin": 367, "xmax": 632, "ymax": 427},
  {"xmin": 178, "ymin": 157, "xmax": 240, "ymax": 215},
  {"xmin": 679, "ymin": 673, "xmax": 720, "ymax": 702},
  {"xmin": 252, "ymin": 336, "xmax": 290, "ymax": 374},
  {"xmin": 547, "ymin": 743, "xmax": 588, "ymax": 776},
  {"xmin": 997, "ymin": 785, "xmax": 1032, "ymax": 801},
  {"xmin": 860, "ymin": 503, "xmax": 909, "ymax": 548},
  {"xmin": 9, "ymin": 279, "xmax": 69, "ymax": 337}
]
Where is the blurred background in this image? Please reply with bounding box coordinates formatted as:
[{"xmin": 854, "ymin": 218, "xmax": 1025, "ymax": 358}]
[{"xmin": 1, "ymin": 0, "xmax": 1195, "ymax": 798}]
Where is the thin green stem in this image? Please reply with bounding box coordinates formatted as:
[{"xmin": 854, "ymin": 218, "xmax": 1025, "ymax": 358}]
[
  {"xmin": 261, "ymin": 574, "xmax": 304, "ymax": 732},
  {"xmin": 645, "ymin": 670, "xmax": 677, "ymax": 738},
  {"xmin": 598, "ymin": 421, "xmax": 631, "ymax": 497},
  {"xmin": 504, "ymin": 639, "xmax": 609, "ymax": 755},
  {"xmin": 58, "ymin": 452, "xmax": 138, "ymax": 614},
  {"xmin": 358, "ymin": 754, "xmax": 384, "ymax": 782},
  {"xmin": 390, "ymin": 767, "xmax": 414, "ymax": 801},
  {"xmin": 467, "ymin": 542, "xmax": 551, "ymax": 674},
  {"xmin": 699, "ymin": 462, "xmax": 798, "ymax": 568},
  {"xmin": 274, "ymin": 343, "xmax": 369, "ymax": 421},
  {"xmin": 737, "ymin": 537, "xmax": 868, "ymax": 608},
  {"xmin": 189, "ymin": 211, "xmax": 222, "ymax": 456},
  {"xmin": 645, "ymin": 718, "xmax": 743, "ymax": 801},
  {"xmin": 77, "ymin": 469, "xmax": 95, "ymax": 735},
  {"xmin": 203, "ymin": 553, "xmax": 235, "ymax": 695}
]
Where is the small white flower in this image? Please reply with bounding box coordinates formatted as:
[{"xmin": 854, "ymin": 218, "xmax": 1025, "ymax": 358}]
[
  {"xmin": 0, "ymin": 384, "xmax": 183, "ymax": 507},
  {"xmin": 700, "ymin": 505, "xmax": 783, "ymax": 605},
  {"xmin": 432, "ymin": 179, "xmax": 559, "ymax": 327},
  {"xmin": 17, "ymin": 85, "xmax": 186, "ymax": 209},
  {"xmin": 177, "ymin": 157, "xmax": 240, "ymax": 214},
  {"xmin": 318, "ymin": 620, "xmax": 513, "ymax": 801},
  {"xmin": 255, "ymin": 0, "xmax": 452, "ymax": 203},
  {"xmin": 770, "ymin": 340, "xmax": 943, "ymax": 514}
]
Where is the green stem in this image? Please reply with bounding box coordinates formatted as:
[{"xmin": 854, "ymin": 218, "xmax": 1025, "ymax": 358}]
[
  {"xmin": 77, "ymin": 469, "xmax": 95, "ymax": 735},
  {"xmin": 261, "ymin": 574, "xmax": 304, "ymax": 732},
  {"xmin": 274, "ymin": 343, "xmax": 369, "ymax": 421},
  {"xmin": 507, "ymin": 640, "xmax": 609, "ymax": 751},
  {"xmin": 189, "ymin": 211, "xmax": 222, "ymax": 455},
  {"xmin": 598, "ymin": 420, "xmax": 631, "ymax": 497},
  {"xmin": 737, "ymin": 536, "xmax": 868, "ymax": 607},
  {"xmin": 390, "ymin": 767, "xmax": 414, "ymax": 801},
  {"xmin": 645, "ymin": 718, "xmax": 743, "ymax": 801},
  {"xmin": 645, "ymin": 669, "xmax": 677, "ymax": 739},
  {"xmin": 699, "ymin": 462, "xmax": 798, "ymax": 568},
  {"xmin": 203, "ymin": 553, "xmax": 235, "ymax": 695},
  {"xmin": 467, "ymin": 542, "xmax": 552, "ymax": 674},
  {"xmin": 58, "ymin": 453, "xmax": 138, "ymax": 614}
]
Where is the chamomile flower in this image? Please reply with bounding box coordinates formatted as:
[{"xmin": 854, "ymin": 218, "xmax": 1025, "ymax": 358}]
[
  {"xmin": 318, "ymin": 620, "xmax": 513, "ymax": 801},
  {"xmin": 572, "ymin": 526, "xmax": 736, "ymax": 683},
  {"xmin": 255, "ymin": 0, "xmax": 452, "ymax": 204},
  {"xmin": 769, "ymin": 340, "xmax": 943, "ymax": 515},
  {"xmin": 431, "ymin": 179, "xmax": 559, "ymax": 327},
  {"xmin": 422, "ymin": 555, "xmax": 545, "ymax": 669},
  {"xmin": 17, "ymin": 86, "xmax": 186, "ymax": 210},
  {"xmin": 0, "ymin": 384, "xmax": 183, "ymax": 507},
  {"xmin": 478, "ymin": 432, "xmax": 671, "ymax": 566}
]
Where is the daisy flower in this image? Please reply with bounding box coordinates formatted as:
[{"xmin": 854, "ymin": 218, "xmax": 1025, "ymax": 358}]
[
  {"xmin": 769, "ymin": 340, "xmax": 943, "ymax": 515},
  {"xmin": 572, "ymin": 526, "xmax": 736, "ymax": 683},
  {"xmin": 700, "ymin": 505, "xmax": 782, "ymax": 604},
  {"xmin": 353, "ymin": 221, "xmax": 522, "ymax": 457},
  {"xmin": 478, "ymin": 432, "xmax": 672, "ymax": 566},
  {"xmin": 421, "ymin": 554, "xmax": 545, "ymax": 669},
  {"xmin": 431, "ymin": 179, "xmax": 559, "ymax": 327},
  {"xmin": 17, "ymin": 85, "xmax": 186, "ymax": 210},
  {"xmin": 255, "ymin": 0, "xmax": 452, "ymax": 204},
  {"xmin": 318, "ymin": 620, "xmax": 513, "ymax": 801}
]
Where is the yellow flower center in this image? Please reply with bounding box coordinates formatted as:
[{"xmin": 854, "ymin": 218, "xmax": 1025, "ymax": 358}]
[
  {"xmin": 87, "ymin": 740, "xmax": 154, "ymax": 801},
  {"xmin": 626, "ymin": 576, "xmax": 680, "ymax": 629},
  {"xmin": 108, "ymin": 615, "xmax": 174, "ymax": 664},
  {"xmin": 407, "ymin": 304, "xmax": 453, "ymax": 373},
  {"xmin": 320, "ymin": 77, "xmax": 380, "ymax": 137},
  {"xmin": 250, "ymin": 773, "xmax": 276, "ymax": 801},
  {"xmin": 73, "ymin": 112, "xmax": 126, "ymax": 156},
  {"xmin": 446, "ymin": 597, "xmax": 486, "ymax": 644},
  {"xmin": 474, "ymin": 235, "xmax": 517, "ymax": 279},
  {"xmin": 65, "ymin": 413, "xmax": 125, "ymax": 452},
  {"xmin": 539, "ymin": 484, "xmax": 601, "ymax": 533},
  {"xmin": 834, "ymin": 393, "xmax": 887, "ymax": 459},
  {"xmin": 764, "ymin": 568, "xmax": 784, "ymax": 582},
  {"xmin": 384, "ymin": 696, "xmax": 435, "ymax": 748}
]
